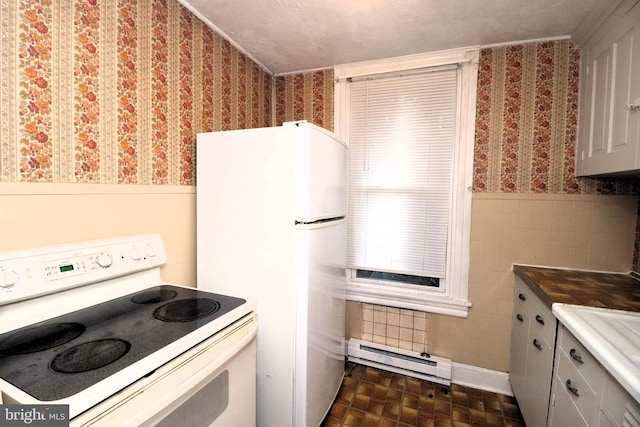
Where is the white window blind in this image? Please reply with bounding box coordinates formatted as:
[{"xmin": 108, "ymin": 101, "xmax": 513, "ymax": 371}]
[{"xmin": 347, "ymin": 68, "xmax": 458, "ymax": 280}]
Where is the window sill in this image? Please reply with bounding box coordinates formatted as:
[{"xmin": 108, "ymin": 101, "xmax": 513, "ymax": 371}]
[{"xmin": 346, "ymin": 281, "xmax": 471, "ymax": 318}]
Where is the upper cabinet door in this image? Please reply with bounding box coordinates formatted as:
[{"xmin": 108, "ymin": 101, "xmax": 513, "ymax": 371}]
[{"xmin": 576, "ymin": 0, "xmax": 640, "ymax": 176}]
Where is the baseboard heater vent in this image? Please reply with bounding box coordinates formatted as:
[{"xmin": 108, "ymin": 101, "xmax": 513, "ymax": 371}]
[{"xmin": 347, "ymin": 339, "xmax": 452, "ymax": 386}]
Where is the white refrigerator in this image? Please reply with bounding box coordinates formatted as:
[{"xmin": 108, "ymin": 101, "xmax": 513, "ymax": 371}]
[{"xmin": 196, "ymin": 121, "xmax": 347, "ymax": 427}]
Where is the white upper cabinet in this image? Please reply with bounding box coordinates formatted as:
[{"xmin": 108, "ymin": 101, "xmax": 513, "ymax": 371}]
[{"xmin": 576, "ymin": 0, "xmax": 640, "ymax": 176}]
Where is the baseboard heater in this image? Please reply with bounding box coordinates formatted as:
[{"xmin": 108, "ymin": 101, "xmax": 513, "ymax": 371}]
[{"xmin": 347, "ymin": 339, "xmax": 452, "ymax": 386}]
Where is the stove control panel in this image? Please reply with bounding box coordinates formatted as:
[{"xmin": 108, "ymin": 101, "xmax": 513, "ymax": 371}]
[{"xmin": 0, "ymin": 234, "xmax": 167, "ymax": 306}]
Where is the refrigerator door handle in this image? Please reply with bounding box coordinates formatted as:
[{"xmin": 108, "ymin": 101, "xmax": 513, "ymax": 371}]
[{"xmin": 295, "ymin": 216, "xmax": 345, "ymax": 226}]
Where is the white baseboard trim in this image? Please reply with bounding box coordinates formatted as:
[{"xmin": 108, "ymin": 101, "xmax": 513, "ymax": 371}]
[{"xmin": 451, "ymin": 362, "xmax": 513, "ymax": 396}]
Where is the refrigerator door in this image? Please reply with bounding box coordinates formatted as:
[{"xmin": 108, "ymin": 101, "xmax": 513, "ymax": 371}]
[
  {"xmin": 197, "ymin": 126, "xmax": 298, "ymax": 427},
  {"xmin": 196, "ymin": 122, "xmax": 348, "ymax": 427},
  {"xmin": 290, "ymin": 122, "xmax": 348, "ymax": 222},
  {"xmin": 294, "ymin": 218, "xmax": 347, "ymax": 427}
]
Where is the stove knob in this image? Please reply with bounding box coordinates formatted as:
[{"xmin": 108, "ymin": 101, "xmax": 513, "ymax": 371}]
[
  {"xmin": 145, "ymin": 244, "xmax": 157, "ymax": 258},
  {"xmin": 0, "ymin": 267, "xmax": 19, "ymax": 288},
  {"xmin": 129, "ymin": 247, "xmax": 143, "ymax": 261},
  {"xmin": 96, "ymin": 253, "xmax": 113, "ymax": 268}
]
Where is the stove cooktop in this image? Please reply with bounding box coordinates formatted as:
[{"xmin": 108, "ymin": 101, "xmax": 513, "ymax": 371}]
[{"xmin": 0, "ymin": 285, "xmax": 246, "ymax": 401}]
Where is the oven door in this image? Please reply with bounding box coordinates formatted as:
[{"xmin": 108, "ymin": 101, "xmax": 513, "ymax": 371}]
[{"xmin": 72, "ymin": 313, "xmax": 257, "ymax": 427}]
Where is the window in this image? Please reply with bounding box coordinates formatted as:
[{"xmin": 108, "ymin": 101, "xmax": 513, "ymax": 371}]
[{"xmin": 334, "ymin": 48, "xmax": 478, "ymax": 317}]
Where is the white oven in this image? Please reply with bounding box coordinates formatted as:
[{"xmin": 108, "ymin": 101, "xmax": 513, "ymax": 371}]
[{"xmin": 0, "ymin": 234, "xmax": 257, "ymax": 426}]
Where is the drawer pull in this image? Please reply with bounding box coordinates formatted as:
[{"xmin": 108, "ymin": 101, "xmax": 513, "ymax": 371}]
[
  {"xmin": 535, "ymin": 314, "xmax": 545, "ymax": 325},
  {"xmin": 566, "ymin": 379, "xmax": 580, "ymax": 396},
  {"xmin": 569, "ymin": 348, "xmax": 584, "ymax": 364},
  {"xmin": 533, "ymin": 339, "xmax": 543, "ymax": 350},
  {"xmin": 518, "ymin": 293, "xmax": 526, "ymax": 301},
  {"xmin": 516, "ymin": 314, "xmax": 524, "ymax": 322}
]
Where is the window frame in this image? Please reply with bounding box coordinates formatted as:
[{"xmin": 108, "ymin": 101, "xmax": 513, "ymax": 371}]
[{"xmin": 334, "ymin": 47, "xmax": 479, "ymax": 318}]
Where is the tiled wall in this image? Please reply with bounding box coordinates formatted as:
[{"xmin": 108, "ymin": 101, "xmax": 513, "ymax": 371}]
[
  {"xmin": 471, "ymin": 195, "xmax": 637, "ymax": 272},
  {"xmin": 458, "ymin": 193, "xmax": 636, "ymax": 368},
  {"xmin": 346, "ymin": 193, "xmax": 638, "ymax": 369},
  {"xmin": 0, "ymin": 0, "xmax": 271, "ymax": 185},
  {"xmin": 347, "ymin": 304, "xmax": 429, "ymax": 353}
]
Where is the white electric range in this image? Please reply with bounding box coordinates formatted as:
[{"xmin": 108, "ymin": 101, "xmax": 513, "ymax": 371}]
[{"xmin": 0, "ymin": 234, "xmax": 257, "ymax": 426}]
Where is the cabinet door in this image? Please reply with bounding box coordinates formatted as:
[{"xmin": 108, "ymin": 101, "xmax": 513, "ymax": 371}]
[
  {"xmin": 576, "ymin": 0, "xmax": 640, "ymax": 176},
  {"xmin": 597, "ymin": 410, "xmax": 616, "ymax": 427},
  {"xmin": 522, "ymin": 334, "xmax": 554, "ymax": 427},
  {"xmin": 509, "ymin": 308, "xmax": 529, "ymax": 401},
  {"xmin": 548, "ymin": 380, "xmax": 589, "ymax": 427},
  {"xmin": 599, "ymin": 372, "xmax": 640, "ymax": 427}
]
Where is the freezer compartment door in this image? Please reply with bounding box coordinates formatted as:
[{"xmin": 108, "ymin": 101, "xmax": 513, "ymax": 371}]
[
  {"xmin": 294, "ymin": 218, "xmax": 347, "ymax": 427},
  {"xmin": 293, "ymin": 123, "xmax": 348, "ymax": 221}
]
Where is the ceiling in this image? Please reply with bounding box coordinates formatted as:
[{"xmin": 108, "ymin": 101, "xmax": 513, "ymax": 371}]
[{"xmin": 178, "ymin": 0, "xmax": 616, "ymax": 75}]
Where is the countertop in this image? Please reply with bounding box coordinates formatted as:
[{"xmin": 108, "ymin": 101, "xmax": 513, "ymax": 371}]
[
  {"xmin": 513, "ymin": 265, "xmax": 640, "ymax": 403},
  {"xmin": 513, "ymin": 265, "xmax": 640, "ymax": 312}
]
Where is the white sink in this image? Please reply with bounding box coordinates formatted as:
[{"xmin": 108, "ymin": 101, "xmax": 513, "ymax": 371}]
[
  {"xmin": 552, "ymin": 304, "xmax": 640, "ymax": 403},
  {"xmin": 573, "ymin": 307, "xmax": 640, "ymax": 367}
]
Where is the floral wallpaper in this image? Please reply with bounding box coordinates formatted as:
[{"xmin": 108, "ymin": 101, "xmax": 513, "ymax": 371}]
[
  {"xmin": 0, "ymin": 0, "xmax": 271, "ymax": 185},
  {"xmin": 2, "ymin": 1, "xmax": 637, "ymax": 196},
  {"xmin": 276, "ymin": 40, "xmax": 639, "ymax": 196},
  {"xmin": 474, "ymin": 40, "xmax": 637, "ymax": 195},
  {"xmin": 274, "ymin": 70, "xmax": 334, "ymax": 130}
]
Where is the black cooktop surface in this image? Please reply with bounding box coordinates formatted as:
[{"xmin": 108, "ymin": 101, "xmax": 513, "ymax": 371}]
[{"xmin": 0, "ymin": 285, "xmax": 246, "ymax": 401}]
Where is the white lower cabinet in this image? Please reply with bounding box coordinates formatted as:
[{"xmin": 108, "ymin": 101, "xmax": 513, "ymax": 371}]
[
  {"xmin": 511, "ymin": 274, "xmax": 640, "ymax": 426},
  {"xmin": 509, "ymin": 277, "xmax": 556, "ymax": 427},
  {"xmin": 549, "ymin": 325, "xmax": 640, "ymax": 427}
]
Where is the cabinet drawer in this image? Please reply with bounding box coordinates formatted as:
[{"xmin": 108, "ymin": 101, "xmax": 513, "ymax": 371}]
[
  {"xmin": 555, "ymin": 350, "xmax": 600, "ymax": 423},
  {"xmin": 558, "ymin": 327, "xmax": 605, "ymax": 395}
]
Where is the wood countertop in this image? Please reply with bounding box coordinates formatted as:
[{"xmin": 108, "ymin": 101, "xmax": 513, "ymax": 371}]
[{"xmin": 513, "ymin": 265, "xmax": 640, "ymax": 312}]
